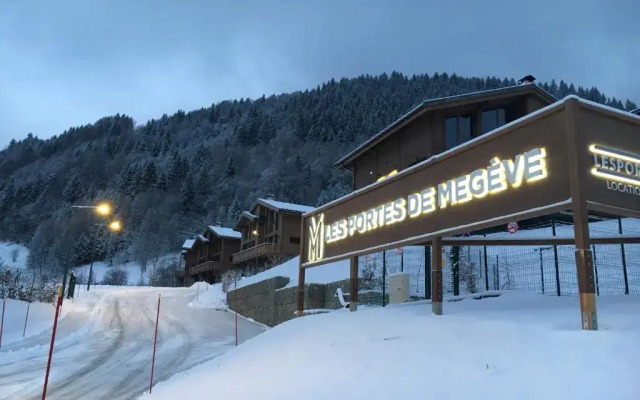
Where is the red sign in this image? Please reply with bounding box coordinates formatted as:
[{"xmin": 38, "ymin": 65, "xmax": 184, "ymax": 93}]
[
  {"xmin": 396, "ymin": 247, "xmax": 404, "ymax": 255},
  {"xmin": 507, "ymin": 221, "xmax": 519, "ymax": 234}
]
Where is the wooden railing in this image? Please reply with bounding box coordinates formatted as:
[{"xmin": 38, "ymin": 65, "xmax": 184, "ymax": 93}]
[
  {"xmin": 232, "ymin": 243, "xmax": 280, "ymax": 264},
  {"xmin": 188, "ymin": 260, "xmax": 221, "ymax": 275}
]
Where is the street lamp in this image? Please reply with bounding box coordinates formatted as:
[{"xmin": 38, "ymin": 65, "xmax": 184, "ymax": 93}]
[{"xmin": 72, "ymin": 201, "xmax": 122, "ymax": 291}]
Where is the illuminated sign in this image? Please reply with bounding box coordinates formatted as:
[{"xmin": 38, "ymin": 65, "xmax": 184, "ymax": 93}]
[
  {"xmin": 590, "ymin": 144, "xmax": 640, "ymax": 196},
  {"xmin": 308, "ymin": 147, "xmax": 548, "ymax": 261}
]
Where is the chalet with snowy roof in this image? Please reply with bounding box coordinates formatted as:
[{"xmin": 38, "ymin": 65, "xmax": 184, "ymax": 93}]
[
  {"xmin": 632, "ymin": 108, "xmax": 640, "ymax": 116},
  {"xmin": 178, "ymin": 225, "xmax": 241, "ymax": 284},
  {"xmin": 336, "ymin": 77, "xmax": 557, "ymax": 189},
  {"xmin": 233, "ymin": 196, "xmax": 314, "ymax": 271}
]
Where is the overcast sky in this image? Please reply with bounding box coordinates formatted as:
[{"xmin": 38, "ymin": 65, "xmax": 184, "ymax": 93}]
[{"xmin": 1, "ymin": 0, "xmax": 638, "ymax": 147}]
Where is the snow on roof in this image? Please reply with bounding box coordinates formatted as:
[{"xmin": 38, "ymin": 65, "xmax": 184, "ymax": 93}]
[
  {"xmin": 197, "ymin": 235, "xmax": 209, "ymax": 243},
  {"xmin": 242, "ymin": 211, "xmax": 259, "ymax": 219},
  {"xmin": 631, "ymin": 108, "xmax": 640, "ymax": 115},
  {"xmin": 182, "ymin": 239, "xmax": 196, "ymax": 249},
  {"xmin": 258, "ymin": 198, "xmax": 315, "ymax": 214},
  {"xmin": 207, "ymin": 226, "xmax": 242, "ymax": 239}
]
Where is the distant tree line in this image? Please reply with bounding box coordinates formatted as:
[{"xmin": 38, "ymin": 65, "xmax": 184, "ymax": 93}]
[{"xmin": 0, "ymin": 72, "xmax": 636, "ymax": 279}]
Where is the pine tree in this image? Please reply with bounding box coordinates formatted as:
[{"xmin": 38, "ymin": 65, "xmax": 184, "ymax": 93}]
[
  {"xmin": 180, "ymin": 177, "xmax": 195, "ymax": 215},
  {"xmin": 225, "ymin": 196, "xmax": 241, "ymax": 227},
  {"xmin": 62, "ymin": 174, "xmax": 85, "ymax": 203}
]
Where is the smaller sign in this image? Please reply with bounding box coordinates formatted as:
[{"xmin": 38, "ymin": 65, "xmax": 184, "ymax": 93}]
[
  {"xmin": 396, "ymin": 247, "xmax": 404, "ymax": 255},
  {"xmin": 507, "ymin": 221, "xmax": 519, "ymax": 234}
]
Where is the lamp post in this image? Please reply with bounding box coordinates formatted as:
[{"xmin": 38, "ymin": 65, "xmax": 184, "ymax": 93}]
[{"xmin": 71, "ymin": 202, "xmax": 122, "ymax": 292}]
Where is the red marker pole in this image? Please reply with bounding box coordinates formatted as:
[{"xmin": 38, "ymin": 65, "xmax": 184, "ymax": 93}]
[
  {"xmin": 149, "ymin": 293, "xmax": 161, "ymax": 394},
  {"xmin": 234, "ymin": 276, "xmax": 238, "ymax": 347},
  {"xmin": 0, "ymin": 297, "xmax": 6, "ymax": 350},
  {"xmin": 43, "ymin": 286, "xmax": 63, "ymax": 400}
]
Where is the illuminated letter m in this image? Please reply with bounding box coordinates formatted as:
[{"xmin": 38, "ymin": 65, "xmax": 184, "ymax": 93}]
[{"xmin": 308, "ymin": 214, "xmax": 325, "ymax": 262}]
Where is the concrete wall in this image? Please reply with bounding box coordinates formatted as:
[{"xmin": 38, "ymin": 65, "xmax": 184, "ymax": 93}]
[{"xmin": 227, "ymin": 276, "xmax": 390, "ymax": 327}]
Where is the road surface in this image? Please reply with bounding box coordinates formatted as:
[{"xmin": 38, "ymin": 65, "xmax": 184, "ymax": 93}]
[{"xmin": 0, "ymin": 286, "xmax": 265, "ymax": 400}]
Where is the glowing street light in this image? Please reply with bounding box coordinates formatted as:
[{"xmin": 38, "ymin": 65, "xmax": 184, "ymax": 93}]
[
  {"xmin": 95, "ymin": 202, "xmax": 112, "ymax": 216},
  {"xmin": 108, "ymin": 220, "xmax": 122, "ymax": 232}
]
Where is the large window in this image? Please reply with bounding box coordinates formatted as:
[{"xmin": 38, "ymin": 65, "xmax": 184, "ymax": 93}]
[
  {"xmin": 445, "ymin": 115, "xmax": 472, "ymax": 150},
  {"xmin": 481, "ymin": 108, "xmax": 506, "ymax": 134}
]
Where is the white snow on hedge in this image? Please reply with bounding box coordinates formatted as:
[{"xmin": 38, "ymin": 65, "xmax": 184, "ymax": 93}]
[
  {"xmin": 141, "ymin": 292, "xmax": 640, "ymax": 400},
  {"xmin": 235, "ymin": 256, "xmax": 350, "ymax": 290},
  {"xmin": 0, "ymin": 242, "xmax": 29, "ymax": 270}
]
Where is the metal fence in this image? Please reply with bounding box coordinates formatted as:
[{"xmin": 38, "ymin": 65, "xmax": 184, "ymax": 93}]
[{"xmin": 357, "ymin": 217, "xmax": 640, "ymax": 305}]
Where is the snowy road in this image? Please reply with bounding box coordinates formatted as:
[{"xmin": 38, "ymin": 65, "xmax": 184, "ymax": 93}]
[{"xmin": 0, "ymin": 286, "xmax": 265, "ymax": 400}]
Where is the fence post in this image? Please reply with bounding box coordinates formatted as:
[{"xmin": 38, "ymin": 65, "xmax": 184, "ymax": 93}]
[
  {"xmin": 495, "ymin": 255, "xmax": 500, "ymax": 290},
  {"xmin": 591, "ymin": 245, "xmax": 600, "ymax": 296},
  {"xmin": 552, "ymin": 222, "xmax": 561, "ymax": 296},
  {"xmin": 483, "ymin": 246, "xmax": 489, "ymax": 291},
  {"xmin": 424, "ymin": 246, "xmax": 431, "ymax": 300},
  {"xmin": 0, "ymin": 296, "xmax": 5, "ymax": 350},
  {"xmin": 618, "ymin": 218, "xmax": 629, "ymax": 295},
  {"xmin": 538, "ymin": 248, "xmax": 545, "ymax": 295},
  {"xmin": 452, "ymin": 246, "xmax": 460, "ymax": 296},
  {"xmin": 381, "ymin": 251, "xmax": 386, "ymax": 307},
  {"xmin": 149, "ymin": 293, "xmax": 161, "ymax": 394}
]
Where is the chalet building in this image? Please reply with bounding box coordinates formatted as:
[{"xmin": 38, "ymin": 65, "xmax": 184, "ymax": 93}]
[
  {"xmin": 178, "ymin": 225, "xmax": 241, "ymax": 285},
  {"xmin": 233, "ymin": 196, "xmax": 314, "ymax": 273},
  {"xmin": 336, "ymin": 76, "xmax": 556, "ymax": 190},
  {"xmin": 632, "ymin": 108, "xmax": 640, "ymax": 116}
]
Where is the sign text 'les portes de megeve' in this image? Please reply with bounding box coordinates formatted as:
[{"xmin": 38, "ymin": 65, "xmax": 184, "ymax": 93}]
[
  {"xmin": 307, "ymin": 147, "xmax": 548, "ymax": 263},
  {"xmin": 590, "ymin": 144, "xmax": 640, "ymax": 196}
]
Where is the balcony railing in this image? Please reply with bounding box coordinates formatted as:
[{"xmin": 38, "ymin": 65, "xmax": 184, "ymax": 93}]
[
  {"xmin": 232, "ymin": 242, "xmax": 280, "ymax": 264},
  {"xmin": 188, "ymin": 260, "xmax": 221, "ymax": 275}
]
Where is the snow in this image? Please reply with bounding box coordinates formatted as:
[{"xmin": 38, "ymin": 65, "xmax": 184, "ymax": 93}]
[
  {"xmin": 0, "ymin": 242, "xmax": 29, "ymax": 270},
  {"xmin": 235, "ymin": 256, "xmax": 350, "ymax": 290},
  {"xmin": 258, "ymin": 198, "xmax": 315, "ymax": 214},
  {"xmin": 207, "ymin": 226, "xmax": 241, "ymax": 239},
  {"xmin": 188, "ymin": 282, "xmax": 227, "ymax": 310},
  {"xmin": 0, "ymin": 285, "xmax": 266, "ymax": 399},
  {"xmin": 182, "ymin": 239, "xmax": 195, "ymax": 249},
  {"xmin": 142, "ymin": 292, "xmax": 640, "ymax": 400},
  {"xmin": 0, "ymin": 298, "xmax": 56, "ymax": 346}
]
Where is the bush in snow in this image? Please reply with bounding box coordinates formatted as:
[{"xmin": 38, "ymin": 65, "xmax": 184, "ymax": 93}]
[
  {"xmin": 221, "ymin": 270, "xmax": 241, "ymax": 293},
  {"xmin": 102, "ymin": 268, "xmax": 129, "ymax": 286},
  {"xmin": 0, "ymin": 266, "xmax": 57, "ymax": 303}
]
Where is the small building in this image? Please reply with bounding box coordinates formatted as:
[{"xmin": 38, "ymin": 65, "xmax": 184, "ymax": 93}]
[
  {"xmin": 179, "ymin": 225, "xmax": 241, "ymax": 285},
  {"xmin": 233, "ymin": 196, "xmax": 314, "ymax": 273}
]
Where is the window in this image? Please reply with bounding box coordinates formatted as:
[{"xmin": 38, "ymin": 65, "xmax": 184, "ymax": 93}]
[
  {"xmin": 290, "ymin": 237, "xmax": 300, "ymax": 244},
  {"xmin": 445, "ymin": 115, "xmax": 472, "ymax": 150},
  {"xmin": 481, "ymin": 108, "xmax": 506, "ymax": 134}
]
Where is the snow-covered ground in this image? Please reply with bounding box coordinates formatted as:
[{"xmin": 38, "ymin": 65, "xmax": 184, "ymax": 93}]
[
  {"xmin": 0, "ymin": 285, "xmax": 265, "ymax": 400},
  {"xmin": 71, "ymin": 254, "xmax": 181, "ymax": 286},
  {"xmin": 235, "ymin": 256, "xmax": 350, "ymax": 290},
  {"xmin": 0, "ymin": 242, "xmax": 29, "ymax": 270},
  {"xmin": 0, "ymin": 298, "xmax": 56, "ymax": 346},
  {"xmin": 143, "ymin": 292, "xmax": 640, "ymax": 400}
]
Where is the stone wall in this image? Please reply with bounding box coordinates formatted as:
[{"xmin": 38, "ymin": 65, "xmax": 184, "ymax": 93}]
[{"xmin": 228, "ymin": 276, "xmax": 390, "ymax": 327}]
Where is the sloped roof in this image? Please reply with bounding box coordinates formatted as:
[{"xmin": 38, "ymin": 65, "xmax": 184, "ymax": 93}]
[
  {"xmin": 256, "ymin": 198, "xmax": 315, "ymax": 214},
  {"xmin": 335, "ymin": 84, "xmax": 557, "ymax": 168},
  {"xmin": 632, "ymin": 108, "xmax": 640, "ymax": 115},
  {"xmin": 182, "ymin": 238, "xmax": 195, "ymax": 250},
  {"xmin": 207, "ymin": 225, "xmax": 242, "ymax": 239}
]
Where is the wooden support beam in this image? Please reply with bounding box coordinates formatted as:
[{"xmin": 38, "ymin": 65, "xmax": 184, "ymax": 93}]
[
  {"xmin": 349, "ymin": 256, "xmax": 358, "ymax": 312},
  {"xmin": 431, "ymin": 237, "xmax": 443, "ymax": 315}
]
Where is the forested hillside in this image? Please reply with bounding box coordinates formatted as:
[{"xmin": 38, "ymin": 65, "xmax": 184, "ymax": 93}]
[{"xmin": 0, "ymin": 72, "xmax": 636, "ymax": 272}]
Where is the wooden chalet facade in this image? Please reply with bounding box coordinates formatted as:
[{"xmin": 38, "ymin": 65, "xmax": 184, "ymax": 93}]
[
  {"xmin": 178, "ymin": 225, "xmax": 241, "ymax": 284},
  {"xmin": 233, "ymin": 197, "xmax": 314, "ymax": 272}
]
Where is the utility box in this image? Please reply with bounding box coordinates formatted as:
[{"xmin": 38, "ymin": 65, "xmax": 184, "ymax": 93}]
[{"xmin": 389, "ymin": 272, "xmax": 410, "ymax": 304}]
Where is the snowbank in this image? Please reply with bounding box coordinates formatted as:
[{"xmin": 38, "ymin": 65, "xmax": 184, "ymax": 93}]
[
  {"xmin": 0, "ymin": 242, "xmax": 29, "ymax": 270},
  {"xmin": 235, "ymin": 256, "xmax": 350, "ymax": 290},
  {"xmin": 188, "ymin": 282, "xmax": 227, "ymax": 310},
  {"xmin": 0, "ymin": 298, "xmax": 55, "ymax": 346},
  {"xmin": 142, "ymin": 292, "xmax": 640, "ymax": 400}
]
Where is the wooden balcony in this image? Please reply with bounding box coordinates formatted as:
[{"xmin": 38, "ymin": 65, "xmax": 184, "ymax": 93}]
[
  {"xmin": 232, "ymin": 243, "xmax": 280, "ymax": 264},
  {"xmin": 188, "ymin": 260, "xmax": 221, "ymax": 275}
]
